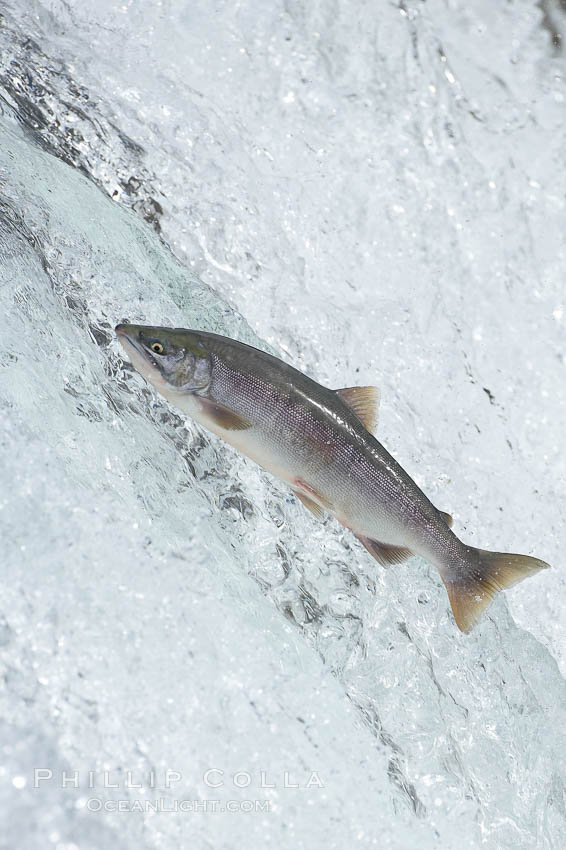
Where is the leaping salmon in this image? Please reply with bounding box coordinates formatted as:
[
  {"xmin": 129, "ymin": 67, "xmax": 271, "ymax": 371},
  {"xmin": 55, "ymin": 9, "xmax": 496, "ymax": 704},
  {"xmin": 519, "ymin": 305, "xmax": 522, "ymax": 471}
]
[{"xmin": 115, "ymin": 323, "xmax": 550, "ymax": 632}]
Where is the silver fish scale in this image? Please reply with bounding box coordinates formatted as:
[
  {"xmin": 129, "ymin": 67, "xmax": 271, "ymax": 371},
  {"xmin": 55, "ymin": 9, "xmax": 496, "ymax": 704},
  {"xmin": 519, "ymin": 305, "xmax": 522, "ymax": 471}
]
[
  {"xmin": 205, "ymin": 340, "xmax": 464, "ymax": 568},
  {"xmin": 117, "ymin": 324, "xmax": 549, "ymax": 629}
]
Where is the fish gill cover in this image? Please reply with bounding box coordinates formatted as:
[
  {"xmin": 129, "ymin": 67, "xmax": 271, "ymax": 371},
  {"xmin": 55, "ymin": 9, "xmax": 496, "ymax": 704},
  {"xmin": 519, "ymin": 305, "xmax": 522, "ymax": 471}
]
[{"xmin": 0, "ymin": 1, "xmax": 565, "ymax": 848}]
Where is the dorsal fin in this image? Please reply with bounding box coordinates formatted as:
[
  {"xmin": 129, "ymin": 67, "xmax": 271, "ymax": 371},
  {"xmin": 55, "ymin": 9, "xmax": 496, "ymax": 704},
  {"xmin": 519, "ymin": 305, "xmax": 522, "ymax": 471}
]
[{"xmin": 335, "ymin": 386, "xmax": 380, "ymax": 432}]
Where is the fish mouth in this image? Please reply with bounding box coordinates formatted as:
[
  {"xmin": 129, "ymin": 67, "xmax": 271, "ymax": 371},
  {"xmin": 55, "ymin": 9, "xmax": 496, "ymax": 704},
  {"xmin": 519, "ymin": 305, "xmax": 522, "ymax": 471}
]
[{"xmin": 115, "ymin": 324, "xmax": 158, "ymax": 370}]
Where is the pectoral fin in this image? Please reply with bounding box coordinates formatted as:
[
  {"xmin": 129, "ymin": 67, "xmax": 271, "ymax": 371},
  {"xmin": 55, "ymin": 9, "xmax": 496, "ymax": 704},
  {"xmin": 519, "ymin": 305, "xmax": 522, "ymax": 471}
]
[
  {"xmin": 198, "ymin": 398, "xmax": 251, "ymax": 431},
  {"xmin": 335, "ymin": 386, "xmax": 380, "ymax": 432},
  {"xmin": 355, "ymin": 534, "xmax": 413, "ymax": 567}
]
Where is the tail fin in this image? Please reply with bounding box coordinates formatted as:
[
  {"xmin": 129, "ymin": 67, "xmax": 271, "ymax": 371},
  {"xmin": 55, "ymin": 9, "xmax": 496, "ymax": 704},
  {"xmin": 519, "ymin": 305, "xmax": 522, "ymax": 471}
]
[{"xmin": 443, "ymin": 549, "xmax": 550, "ymax": 633}]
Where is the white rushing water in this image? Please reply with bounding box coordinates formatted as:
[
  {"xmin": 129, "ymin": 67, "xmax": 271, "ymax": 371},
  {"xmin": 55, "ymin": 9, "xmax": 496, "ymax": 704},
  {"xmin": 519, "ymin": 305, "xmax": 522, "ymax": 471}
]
[{"xmin": 1, "ymin": 1, "xmax": 565, "ymax": 848}]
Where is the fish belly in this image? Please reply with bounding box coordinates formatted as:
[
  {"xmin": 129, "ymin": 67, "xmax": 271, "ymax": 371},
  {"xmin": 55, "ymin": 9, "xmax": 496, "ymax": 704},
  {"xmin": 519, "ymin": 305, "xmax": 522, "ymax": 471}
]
[{"xmin": 172, "ymin": 387, "xmax": 426, "ymax": 552}]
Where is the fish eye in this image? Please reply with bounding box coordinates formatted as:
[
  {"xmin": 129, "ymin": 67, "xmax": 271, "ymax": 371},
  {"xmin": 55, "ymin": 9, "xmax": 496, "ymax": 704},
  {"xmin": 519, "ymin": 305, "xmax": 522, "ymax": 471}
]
[{"xmin": 150, "ymin": 341, "xmax": 164, "ymax": 354}]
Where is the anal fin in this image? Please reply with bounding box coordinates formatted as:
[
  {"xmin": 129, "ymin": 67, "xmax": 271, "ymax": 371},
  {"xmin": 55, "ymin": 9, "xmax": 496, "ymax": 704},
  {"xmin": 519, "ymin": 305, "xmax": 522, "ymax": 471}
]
[{"xmin": 355, "ymin": 534, "xmax": 413, "ymax": 567}]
